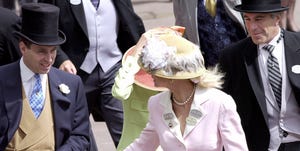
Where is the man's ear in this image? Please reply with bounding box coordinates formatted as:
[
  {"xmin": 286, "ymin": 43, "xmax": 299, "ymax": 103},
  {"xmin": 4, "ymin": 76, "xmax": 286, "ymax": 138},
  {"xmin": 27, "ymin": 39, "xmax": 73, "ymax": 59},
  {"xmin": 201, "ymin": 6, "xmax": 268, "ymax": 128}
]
[
  {"xmin": 19, "ymin": 41, "xmax": 27, "ymax": 55},
  {"xmin": 276, "ymin": 12, "xmax": 284, "ymax": 24}
]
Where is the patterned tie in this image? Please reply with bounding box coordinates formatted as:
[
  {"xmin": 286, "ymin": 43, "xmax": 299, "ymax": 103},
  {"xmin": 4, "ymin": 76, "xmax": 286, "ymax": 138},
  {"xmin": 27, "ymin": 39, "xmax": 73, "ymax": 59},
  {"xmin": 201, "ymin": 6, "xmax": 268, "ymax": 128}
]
[
  {"xmin": 30, "ymin": 74, "xmax": 44, "ymax": 118},
  {"xmin": 91, "ymin": 0, "xmax": 99, "ymax": 9},
  {"xmin": 205, "ymin": 0, "xmax": 216, "ymax": 17},
  {"xmin": 263, "ymin": 44, "xmax": 282, "ymax": 109}
]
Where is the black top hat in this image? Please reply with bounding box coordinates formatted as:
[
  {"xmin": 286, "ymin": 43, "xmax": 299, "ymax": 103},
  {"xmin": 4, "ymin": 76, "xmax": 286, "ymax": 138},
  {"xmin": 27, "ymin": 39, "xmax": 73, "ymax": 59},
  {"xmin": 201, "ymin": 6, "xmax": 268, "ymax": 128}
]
[
  {"xmin": 16, "ymin": 3, "xmax": 66, "ymax": 46},
  {"xmin": 234, "ymin": 0, "xmax": 288, "ymax": 13}
]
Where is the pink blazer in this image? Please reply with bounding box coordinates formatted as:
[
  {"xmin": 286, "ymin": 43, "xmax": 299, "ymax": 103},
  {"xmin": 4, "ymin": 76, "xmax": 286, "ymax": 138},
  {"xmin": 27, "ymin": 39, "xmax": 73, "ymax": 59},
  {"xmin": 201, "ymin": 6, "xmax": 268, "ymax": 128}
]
[{"xmin": 125, "ymin": 88, "xmax": 248, "ymax": 151}]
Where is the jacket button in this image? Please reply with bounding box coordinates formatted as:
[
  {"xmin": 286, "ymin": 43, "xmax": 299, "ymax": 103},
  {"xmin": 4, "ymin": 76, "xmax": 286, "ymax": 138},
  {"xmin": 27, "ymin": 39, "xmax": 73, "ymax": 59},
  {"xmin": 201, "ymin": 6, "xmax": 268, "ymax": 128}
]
[{"xmin": 282, "ymin": 131, "xmax": 288, "ymax": 137}]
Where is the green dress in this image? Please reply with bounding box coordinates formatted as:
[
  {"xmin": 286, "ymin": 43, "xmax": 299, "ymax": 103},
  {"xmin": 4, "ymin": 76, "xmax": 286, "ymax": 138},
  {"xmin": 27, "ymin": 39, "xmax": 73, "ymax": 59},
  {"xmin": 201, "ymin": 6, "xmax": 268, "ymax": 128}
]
[{"xmin": 112, "ymin": 56, "xmax": 160, "ymax": 150}]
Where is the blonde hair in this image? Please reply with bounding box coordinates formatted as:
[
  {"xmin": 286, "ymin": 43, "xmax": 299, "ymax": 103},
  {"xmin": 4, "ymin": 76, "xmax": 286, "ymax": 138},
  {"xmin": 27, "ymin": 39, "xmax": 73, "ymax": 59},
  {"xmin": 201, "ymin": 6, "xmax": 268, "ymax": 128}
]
[{"xmin": 190, "ymin": 65, "xmax": 224, "ymax": 89}]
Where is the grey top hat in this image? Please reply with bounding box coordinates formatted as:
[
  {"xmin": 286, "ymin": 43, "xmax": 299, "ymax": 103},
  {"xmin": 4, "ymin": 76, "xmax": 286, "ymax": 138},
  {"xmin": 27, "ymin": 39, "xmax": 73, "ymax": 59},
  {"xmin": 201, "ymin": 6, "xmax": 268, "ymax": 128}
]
[
  {"xmin": 16, "ymin": 3, "xmax": 66, "ymax": 46},
  {"xmin": 234, "ymin": 0, "xmax": 289, "ymax": 13}
]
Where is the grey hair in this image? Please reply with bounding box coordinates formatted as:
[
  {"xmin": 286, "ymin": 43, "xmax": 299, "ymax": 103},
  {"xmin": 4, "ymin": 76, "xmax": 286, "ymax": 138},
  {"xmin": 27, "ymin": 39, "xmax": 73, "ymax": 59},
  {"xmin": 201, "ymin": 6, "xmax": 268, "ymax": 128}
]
[{"xmin": 270, "ymin": 12, "xmax": 283, "ymax": 19}]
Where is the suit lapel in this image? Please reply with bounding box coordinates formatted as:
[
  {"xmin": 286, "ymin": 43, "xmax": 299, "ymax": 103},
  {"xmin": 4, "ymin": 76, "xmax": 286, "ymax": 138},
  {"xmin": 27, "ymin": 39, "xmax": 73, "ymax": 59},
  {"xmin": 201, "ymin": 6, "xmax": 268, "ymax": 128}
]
[
  {"xmin": 160, "ymin": 89, "xmax": 208, "ymax": 142},
  {"xmin": 47, "ymin": 68, "xmax": 71, "ymax": 144},
  {"xmin": 243, "ymin": 40, "xmax": 269, "ymax": 124},
  {"xmin": 4, "ymin": 62, "xmax": 23, "ymax": 139},
  {"xmin": 284, "ymin": 31, "xmax": 300, "ymax": 105},
  {"xmin": 48, "ymin": 68, "xmax": 71, "ymax": 109},
  {"xmin": 159, "ymin": 92, "xmax": 184, "ymax": 143},
  {"xmin": 183, "ymin": 88, "xmax": 207, "ymax": 138},
  {"xmin": 69, "ymin": 0, "xmax": 89, "ymax": 37},
  {"xmin": 47, "ymin": 68, "xmax": 71, "ymax": 107}
]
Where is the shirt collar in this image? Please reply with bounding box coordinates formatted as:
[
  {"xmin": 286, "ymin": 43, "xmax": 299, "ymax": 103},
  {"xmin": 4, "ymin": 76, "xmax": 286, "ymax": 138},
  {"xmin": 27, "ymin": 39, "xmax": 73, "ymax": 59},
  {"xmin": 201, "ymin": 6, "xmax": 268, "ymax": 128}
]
[
  {"xmin": 259, "ymin": 29, "xmax": 282, "ymax": 49},
  {"xmin": 20, "ymin": 57, "xmax": 47, "ymax": 82},
  {"xmin": 20, "ymin": 57, "xmax": 35, "ymax": 82}
]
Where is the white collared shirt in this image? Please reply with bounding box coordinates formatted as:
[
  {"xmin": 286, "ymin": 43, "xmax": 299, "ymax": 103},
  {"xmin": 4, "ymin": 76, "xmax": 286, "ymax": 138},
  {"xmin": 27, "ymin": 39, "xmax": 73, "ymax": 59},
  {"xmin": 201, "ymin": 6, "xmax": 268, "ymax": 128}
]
[{"xmin": 20, "ymin": 57, "xmax": 47, "ymax": 101}]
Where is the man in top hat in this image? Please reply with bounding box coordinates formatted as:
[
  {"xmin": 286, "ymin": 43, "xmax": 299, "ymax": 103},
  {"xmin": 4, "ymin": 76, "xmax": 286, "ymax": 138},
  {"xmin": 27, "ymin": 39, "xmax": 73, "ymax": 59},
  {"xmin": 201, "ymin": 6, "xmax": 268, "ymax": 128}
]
[
  {"xmin": 0, "ymin": 3, "xmax": 90, "ymax": 150},
  {"xmin": 219, "ymin": 0, "xmax": 300, "ymax": 150}
]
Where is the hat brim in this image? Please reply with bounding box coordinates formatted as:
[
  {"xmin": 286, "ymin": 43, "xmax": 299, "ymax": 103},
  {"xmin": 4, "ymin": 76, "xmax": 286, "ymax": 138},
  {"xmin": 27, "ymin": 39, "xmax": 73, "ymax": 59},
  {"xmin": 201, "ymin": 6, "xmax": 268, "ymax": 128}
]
[
  {"xmin": 15, "ymin": 30, "xmax": 66, "ymax": 46},
  {"xmin": 234, "ymin": 5, "xmax": 289, "ymax": 13},
  {"xmin": 123, "ymin": 46, "xmax": 168, "ymax": 91}
]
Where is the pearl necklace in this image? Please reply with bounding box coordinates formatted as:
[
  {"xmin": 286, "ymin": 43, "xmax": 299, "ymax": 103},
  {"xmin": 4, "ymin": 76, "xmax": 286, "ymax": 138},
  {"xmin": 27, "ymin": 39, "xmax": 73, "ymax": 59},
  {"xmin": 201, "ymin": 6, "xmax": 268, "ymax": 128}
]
[{"xmin": 172, "ymin": 84, "xmax": 196, "ymax": 106}]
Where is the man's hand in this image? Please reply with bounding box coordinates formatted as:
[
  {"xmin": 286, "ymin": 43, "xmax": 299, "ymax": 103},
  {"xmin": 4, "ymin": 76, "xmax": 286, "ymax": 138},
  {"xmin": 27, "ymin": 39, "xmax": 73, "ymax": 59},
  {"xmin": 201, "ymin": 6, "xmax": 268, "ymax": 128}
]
[{"xmin": 59, "ymin": 60, "xmax": 77, "ymax": 75}]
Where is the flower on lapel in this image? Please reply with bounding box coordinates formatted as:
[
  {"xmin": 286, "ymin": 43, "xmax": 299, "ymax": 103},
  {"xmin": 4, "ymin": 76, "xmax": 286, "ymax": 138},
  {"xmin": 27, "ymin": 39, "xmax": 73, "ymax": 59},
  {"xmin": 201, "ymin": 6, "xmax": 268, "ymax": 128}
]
[
  {"xmin": 292, "ymin": 65, "xmax": 300, "ymax": 74},
  {"xmin": 59, "ymin": 83, "xmax": 70, "ymax": 95}
]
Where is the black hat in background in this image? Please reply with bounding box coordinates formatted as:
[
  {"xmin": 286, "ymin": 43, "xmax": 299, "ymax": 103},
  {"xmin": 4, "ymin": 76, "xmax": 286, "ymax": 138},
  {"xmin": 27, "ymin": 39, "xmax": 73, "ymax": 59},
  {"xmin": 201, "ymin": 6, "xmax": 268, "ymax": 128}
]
[
  {"xmin": 16, "ymin": 3, "xmax": 65, "ymax": 46},
  {"xmin": 234, "ymin": 0, "xmax": 289, "ymax": 13}
]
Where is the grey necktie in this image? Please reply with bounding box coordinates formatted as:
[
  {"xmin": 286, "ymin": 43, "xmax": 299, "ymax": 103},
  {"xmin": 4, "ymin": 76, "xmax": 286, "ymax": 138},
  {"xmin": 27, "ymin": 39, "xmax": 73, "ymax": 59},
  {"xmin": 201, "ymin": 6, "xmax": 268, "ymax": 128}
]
[{"xmin": 263, "ymin": 44, "xmax": 282, "ymax": 109}]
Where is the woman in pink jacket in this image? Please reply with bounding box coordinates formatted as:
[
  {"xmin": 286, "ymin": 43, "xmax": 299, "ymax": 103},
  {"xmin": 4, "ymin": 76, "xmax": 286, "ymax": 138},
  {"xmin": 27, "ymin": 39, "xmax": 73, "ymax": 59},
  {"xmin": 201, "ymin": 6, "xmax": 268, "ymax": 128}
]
[{"xmin": 125, "ymin": 28, "xmax": 248, "ymax": 151}]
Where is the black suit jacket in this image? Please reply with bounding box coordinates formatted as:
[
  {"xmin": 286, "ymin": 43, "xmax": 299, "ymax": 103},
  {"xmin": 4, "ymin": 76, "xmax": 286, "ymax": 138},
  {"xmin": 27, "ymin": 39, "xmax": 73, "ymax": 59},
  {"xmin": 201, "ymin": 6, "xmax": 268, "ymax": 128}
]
[
  {"xmin": 0, "ymin": 7, "xmax": 21, "ymax": 66},
  {"xmin": 0, "ymin": 62, "xmax": 90, "ymax": 150},
  {"xmin": 39, "ymin": 0, "xmax": 145, "ymax": 69},
  {"xmin": 219, "ymin": 30, "xmax": 300, "ymax": 151}
]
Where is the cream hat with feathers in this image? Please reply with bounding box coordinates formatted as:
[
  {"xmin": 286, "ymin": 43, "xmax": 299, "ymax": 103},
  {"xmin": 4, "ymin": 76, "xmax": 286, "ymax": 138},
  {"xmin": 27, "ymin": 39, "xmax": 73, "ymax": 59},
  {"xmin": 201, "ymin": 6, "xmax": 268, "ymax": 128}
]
[{"xmin": 138, "ymin": 32, "xmax": 206, "ymax": 79}]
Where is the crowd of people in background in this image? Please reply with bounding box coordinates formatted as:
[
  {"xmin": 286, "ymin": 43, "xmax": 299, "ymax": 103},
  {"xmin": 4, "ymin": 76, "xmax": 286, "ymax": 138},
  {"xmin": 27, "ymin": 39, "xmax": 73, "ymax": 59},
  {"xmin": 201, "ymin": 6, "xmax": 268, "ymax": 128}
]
[{"xmin": 0, "ymin": 0, "xmax": 300, "ymax": 151}]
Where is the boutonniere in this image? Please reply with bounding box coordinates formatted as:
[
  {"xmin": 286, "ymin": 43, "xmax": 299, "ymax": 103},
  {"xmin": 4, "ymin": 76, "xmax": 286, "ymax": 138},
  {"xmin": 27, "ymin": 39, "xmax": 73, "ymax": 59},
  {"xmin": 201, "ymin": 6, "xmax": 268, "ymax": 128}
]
[
  {"xmin": 70, "ymin": 0, "xmax": 81, "ymax": 5},
  {"xmin": 292, "ymin": 65, "xmax": 300, "ymax": 74},
  {"xmin": 59, "ymin": 83, "xmax": 70, "ymax": 95}
]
